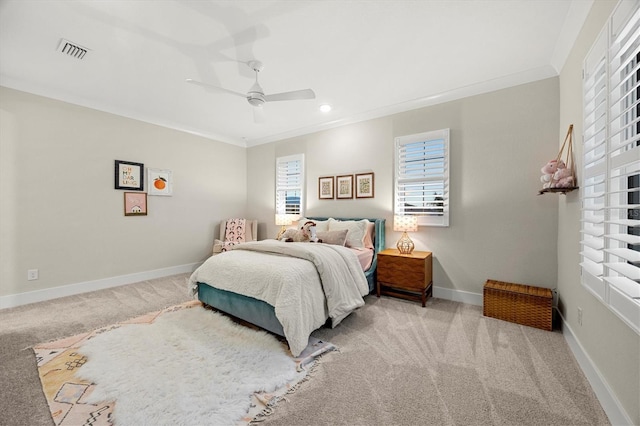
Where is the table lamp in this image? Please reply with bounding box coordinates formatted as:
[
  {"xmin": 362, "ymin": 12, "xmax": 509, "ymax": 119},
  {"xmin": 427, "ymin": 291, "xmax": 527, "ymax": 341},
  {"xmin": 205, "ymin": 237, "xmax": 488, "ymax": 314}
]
[
  {"xmin": 275, "ymin": 214, "xmax": 293, "ymax": 240},
  {"xmin": 394, "ymin": 215, "xmax": 418, "ymax": 254}
]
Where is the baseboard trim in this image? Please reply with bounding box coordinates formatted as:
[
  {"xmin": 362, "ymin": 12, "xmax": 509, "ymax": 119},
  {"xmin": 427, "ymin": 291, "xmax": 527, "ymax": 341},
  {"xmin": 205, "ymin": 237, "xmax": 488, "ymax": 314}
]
[
  {"xmin": 0, "ymin": 263, "xmax": 201, "ymax": 310},
  {"xmin": 433, "ymin": 285, "xmax": 483, "ymax": 306},
  {"xmin": 557, "ymin": 311, "xmax": 633, "ymax": 426}
]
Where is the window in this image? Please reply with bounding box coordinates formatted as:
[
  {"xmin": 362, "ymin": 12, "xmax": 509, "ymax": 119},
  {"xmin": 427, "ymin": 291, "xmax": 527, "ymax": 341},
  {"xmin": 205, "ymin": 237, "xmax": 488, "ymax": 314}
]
[
  {"xmin": 580, "ymin": 0, "xmax": 639, "ymax": 334},
  {"xmin": 394, "ymin": 129, "xmax": 450, "ymax": 227},
  {"xmin": 276, "ymin": 154, "xmax": 304, "ymax": 217}
]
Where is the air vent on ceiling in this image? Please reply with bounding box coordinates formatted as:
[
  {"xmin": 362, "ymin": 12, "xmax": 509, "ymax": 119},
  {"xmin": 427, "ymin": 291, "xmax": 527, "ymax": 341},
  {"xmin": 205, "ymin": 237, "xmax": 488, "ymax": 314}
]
[{"xmin": 56, "ymin": 38, "xmax": 89, "ymax": 60}]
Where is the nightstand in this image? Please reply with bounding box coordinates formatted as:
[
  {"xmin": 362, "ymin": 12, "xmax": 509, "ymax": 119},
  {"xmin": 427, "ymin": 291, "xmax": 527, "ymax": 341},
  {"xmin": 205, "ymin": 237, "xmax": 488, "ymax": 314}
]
[{"xmin": 376, "ymin": 249, "xmax": 433, "ymax": 307}]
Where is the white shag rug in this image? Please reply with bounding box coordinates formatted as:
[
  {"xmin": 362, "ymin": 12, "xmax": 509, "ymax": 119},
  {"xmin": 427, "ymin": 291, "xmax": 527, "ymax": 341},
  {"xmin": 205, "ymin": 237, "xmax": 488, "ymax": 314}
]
[{"xmin": 74, "ymin": 304, "xmax": 311, "ymax": 425}]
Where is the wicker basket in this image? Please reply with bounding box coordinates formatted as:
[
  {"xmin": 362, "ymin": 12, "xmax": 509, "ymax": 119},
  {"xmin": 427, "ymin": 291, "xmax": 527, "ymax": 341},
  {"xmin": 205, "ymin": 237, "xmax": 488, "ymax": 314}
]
[{"xmin": 483, "ymin": 280, "xmax": 553, "ymax": 331}]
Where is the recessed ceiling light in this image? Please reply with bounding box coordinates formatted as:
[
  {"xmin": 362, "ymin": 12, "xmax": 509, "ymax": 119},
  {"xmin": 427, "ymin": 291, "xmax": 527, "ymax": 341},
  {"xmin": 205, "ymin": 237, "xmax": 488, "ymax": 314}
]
[{"xmin": 319, "ymin": 104, "xmax": 332, "ymax": 113}]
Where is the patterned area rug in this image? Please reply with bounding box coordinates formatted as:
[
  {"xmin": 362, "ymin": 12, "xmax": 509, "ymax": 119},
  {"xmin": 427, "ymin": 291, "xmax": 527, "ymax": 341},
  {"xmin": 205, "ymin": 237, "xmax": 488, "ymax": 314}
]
[{"xmin": 34, "ymin": 300, "xmax": 335, "ymax": 425}]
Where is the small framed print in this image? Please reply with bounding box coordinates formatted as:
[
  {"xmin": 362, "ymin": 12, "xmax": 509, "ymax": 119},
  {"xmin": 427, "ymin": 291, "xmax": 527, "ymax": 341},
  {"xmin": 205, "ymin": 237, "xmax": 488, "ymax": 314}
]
[
  {"xmin": 355, "ymin": 172, "xmax": 375, "ymax": 198},
  {"xmin": 115, "ymin": 160, "xmax": 144, "ymax": 191},
  {"xmin": 336, "ymin": 175, "xmax": 353, "ymax": 199},
  {"xmin": 148, "ymin": 168, "xmax": 173, "ymax": 196},
  {"xmin": 318, "ymin": 176, "xmax": 334, "ymax": 199},
  {"xmin": 124, "ymin": 192, "xmax": 147, "ymax": 216}
]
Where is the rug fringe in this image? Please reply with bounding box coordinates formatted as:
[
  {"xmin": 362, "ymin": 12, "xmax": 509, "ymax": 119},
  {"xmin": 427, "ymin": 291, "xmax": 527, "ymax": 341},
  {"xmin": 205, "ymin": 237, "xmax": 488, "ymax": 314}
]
[{"xmin": 249, "ymin": 349, "xmax": 336, "ymax": 425}]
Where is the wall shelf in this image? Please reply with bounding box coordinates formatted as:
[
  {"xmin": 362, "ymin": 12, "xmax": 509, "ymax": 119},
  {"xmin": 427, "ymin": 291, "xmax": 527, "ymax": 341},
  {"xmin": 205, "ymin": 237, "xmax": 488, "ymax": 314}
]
[{"xmin": 537, "ymin": 187, "xmax": 579, "ymax": 195}]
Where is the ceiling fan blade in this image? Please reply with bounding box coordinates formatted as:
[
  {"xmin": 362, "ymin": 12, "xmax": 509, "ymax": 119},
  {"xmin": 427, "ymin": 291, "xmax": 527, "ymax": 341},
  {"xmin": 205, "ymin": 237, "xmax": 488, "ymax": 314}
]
[
  {"xmin": 252, "ymin": 105, "xmax": 265, "ymax": 123},
  {"xmin": 264, "ymin": 89, "xmax": 315, "ymax": 102},
  {"xmin": 185, "ymin": 79, "xmax": 246, "ymax": 99}
]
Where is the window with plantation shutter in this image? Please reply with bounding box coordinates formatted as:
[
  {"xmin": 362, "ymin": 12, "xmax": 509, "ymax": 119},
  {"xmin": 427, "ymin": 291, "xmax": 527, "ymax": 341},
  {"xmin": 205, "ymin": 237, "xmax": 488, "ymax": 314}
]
[
  {"xmin": 394, "ymin": 129, "xmax": 449, "ymax": 227},
  {"xmin": 275, "ymin": 154, "xmax": 304, "ymax": 217},
  {"xmin": 580, "ymin": 0, "xmax": 639, "ymax": 334}
]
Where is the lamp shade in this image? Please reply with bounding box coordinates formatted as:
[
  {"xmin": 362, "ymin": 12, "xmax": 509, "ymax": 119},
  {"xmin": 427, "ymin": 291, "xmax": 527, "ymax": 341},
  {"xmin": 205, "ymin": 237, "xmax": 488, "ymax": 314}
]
[
  {"xmin": 393, "ymin": 215, "xmax": 418, "ymax": 232},
  {"xmin": 275, "ymin": 214, "xmax": 293, "ymax": 226}
]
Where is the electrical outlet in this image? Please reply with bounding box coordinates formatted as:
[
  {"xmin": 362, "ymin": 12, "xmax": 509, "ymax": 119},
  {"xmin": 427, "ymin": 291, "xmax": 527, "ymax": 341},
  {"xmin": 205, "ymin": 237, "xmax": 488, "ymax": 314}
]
[
  {"xmin": 577, "ymin": 307, "xmax": 583, "ymax": 326},
  {"xmin": 27, "ymin": 269, "xmax": 39, "ymax": 281}
]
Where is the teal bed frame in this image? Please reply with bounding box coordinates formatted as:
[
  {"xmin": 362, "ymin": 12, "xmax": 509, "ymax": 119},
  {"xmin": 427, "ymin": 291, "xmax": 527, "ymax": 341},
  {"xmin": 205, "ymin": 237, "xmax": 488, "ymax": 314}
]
[{"xmin": 197, "ymin": 217, "xmax": 386, "ymax": 336}]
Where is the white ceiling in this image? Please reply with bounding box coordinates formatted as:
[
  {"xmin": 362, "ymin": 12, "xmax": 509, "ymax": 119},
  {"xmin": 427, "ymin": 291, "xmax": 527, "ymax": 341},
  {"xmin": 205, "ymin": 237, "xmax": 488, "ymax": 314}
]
[{"xmin": 0, "ymin": 0, "xmax": 592, "ymax": 147}]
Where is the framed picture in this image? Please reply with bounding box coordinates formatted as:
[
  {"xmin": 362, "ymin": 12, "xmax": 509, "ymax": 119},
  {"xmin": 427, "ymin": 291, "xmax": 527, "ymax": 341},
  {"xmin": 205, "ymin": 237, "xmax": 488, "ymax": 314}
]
[
  {"xmin": 336, "ymin": 174, "xmax": 353, "ymax": 199},
  {"xmin": 148, "ymin": 168, "xmax": 173, "ymax": 196},
  {"xmin": 318, "ymin": 176, "xmax": 334, "ymax": 199},
  {"xmin": 124, "ymin": 192, "xmax": 147, "ymax": 216},
  {"xmin": 115, "ymin": 160, "xmax": 144, "ymax": 191},
  {"xmin": 355, "ymin": 172, "xmax": 375, "ymax": 198}
]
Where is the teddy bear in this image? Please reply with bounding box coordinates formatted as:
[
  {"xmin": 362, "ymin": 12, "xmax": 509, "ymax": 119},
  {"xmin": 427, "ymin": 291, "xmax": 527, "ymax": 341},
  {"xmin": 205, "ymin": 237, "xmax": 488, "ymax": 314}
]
[
  {"xmin": 553, "ymin": 162, "xmax": 574, "ymax": 188},
  {"xmin": 280, "ymin": 221, "xmax": 322, "ymax": 243}
]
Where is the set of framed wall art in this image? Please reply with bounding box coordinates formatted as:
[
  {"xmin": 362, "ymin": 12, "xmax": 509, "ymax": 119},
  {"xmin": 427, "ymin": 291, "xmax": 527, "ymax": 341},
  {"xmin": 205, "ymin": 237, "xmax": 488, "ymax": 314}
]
[
  {"xmin": 114, "ymin": 160, "xmax": 173, "ymax": 216},
  {"xmin": 319, "ymin": 172, "xmax": 374, "ymax": 200}
]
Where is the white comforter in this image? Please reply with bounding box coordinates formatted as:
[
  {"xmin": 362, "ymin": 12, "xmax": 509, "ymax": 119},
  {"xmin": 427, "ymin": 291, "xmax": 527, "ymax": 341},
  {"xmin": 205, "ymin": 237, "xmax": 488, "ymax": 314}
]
[{"xmin": 188, "ymin": 240, "xmax": 369, "ymax": 356}]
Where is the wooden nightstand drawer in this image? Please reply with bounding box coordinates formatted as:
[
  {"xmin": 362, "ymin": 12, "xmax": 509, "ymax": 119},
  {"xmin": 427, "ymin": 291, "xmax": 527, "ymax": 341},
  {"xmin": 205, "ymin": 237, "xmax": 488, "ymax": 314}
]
[
  {"xmin": 376, "ymin": 249, "xmax": 433, "ymax": 307},
  {"xmin": 378, "ymin": 256, "xmax": 426, "ymax": 290}
]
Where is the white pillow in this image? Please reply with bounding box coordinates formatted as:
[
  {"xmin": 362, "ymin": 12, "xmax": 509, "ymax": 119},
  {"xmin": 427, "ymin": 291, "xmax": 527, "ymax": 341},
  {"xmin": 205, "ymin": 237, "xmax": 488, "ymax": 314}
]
[{"xmin": 328, "ymin": 218, "xmax": 369, "ymax": 249}]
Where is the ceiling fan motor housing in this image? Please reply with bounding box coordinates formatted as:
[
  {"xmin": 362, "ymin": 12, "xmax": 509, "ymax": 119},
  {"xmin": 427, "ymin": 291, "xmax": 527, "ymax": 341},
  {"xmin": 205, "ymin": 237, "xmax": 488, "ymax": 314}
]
[{"xmin": 247, "ymin": 91, "xmax": 265, "ymax": 107}]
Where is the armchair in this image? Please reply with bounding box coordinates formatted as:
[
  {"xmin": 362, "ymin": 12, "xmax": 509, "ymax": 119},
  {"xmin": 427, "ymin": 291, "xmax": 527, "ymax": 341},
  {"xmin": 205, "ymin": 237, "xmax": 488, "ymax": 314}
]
[{"xmin": 212, "ymin": 219, "xmax": 258, "ymax": 255}]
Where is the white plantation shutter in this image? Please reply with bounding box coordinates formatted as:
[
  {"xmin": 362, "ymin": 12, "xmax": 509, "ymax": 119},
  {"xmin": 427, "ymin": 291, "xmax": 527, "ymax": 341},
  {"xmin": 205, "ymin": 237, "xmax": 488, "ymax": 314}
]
[
  {"xmin": 581, "ymin": 0, "xmax": 640, "ymax": 334},
  {"xmin": 275, "ymin": 154, "xmax": 304, "ymax": 217},
  {"xmin": 395, "ymin": 129, "xmax": 450, "ymax": 227},
  {"xmin": 581, "ymin": 29, "xmax": 608, "ymax": 299}
]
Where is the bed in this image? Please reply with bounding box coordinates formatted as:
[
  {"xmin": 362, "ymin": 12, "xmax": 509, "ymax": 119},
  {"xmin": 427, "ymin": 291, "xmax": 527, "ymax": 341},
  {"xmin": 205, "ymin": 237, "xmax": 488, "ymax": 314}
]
[{"xmin": 188, "ymin": 217, "xmax": 385, "ymax": 356}]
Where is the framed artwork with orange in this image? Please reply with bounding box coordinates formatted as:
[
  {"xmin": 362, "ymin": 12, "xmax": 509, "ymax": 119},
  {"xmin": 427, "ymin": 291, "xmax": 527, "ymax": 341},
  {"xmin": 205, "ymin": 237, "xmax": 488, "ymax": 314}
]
[{"xmin": 148, "ymin": 168, "xmax": 173, "ymax": 196}]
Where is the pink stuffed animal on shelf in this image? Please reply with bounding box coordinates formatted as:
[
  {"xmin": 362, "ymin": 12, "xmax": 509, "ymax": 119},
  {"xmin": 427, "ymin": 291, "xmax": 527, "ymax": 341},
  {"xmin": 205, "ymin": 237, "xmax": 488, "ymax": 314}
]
[
  {"xmin": 540, "ymin": 159, "xmax": 563, "ymax": 189},
  {"xmin": 541, "ymin": 159, "xmax": 575, "ymax": 189},
  {"xmin": 553, "ymin": 161, "xmax": 574, "ymax": 188}
]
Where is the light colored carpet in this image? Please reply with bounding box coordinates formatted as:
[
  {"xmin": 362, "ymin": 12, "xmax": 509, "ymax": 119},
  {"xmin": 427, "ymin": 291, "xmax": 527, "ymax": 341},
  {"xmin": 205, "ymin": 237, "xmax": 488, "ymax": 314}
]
[
  {"xmin": 262, "ymin": 296, "xmax": 611, "ymax": 426},
  {"xmin": 1, "ymin": 274, "xmax": 192, "ymax": 426},
  {"xmin": 1, "ymin": 273, "xmax": 609, "ymax": 425}
]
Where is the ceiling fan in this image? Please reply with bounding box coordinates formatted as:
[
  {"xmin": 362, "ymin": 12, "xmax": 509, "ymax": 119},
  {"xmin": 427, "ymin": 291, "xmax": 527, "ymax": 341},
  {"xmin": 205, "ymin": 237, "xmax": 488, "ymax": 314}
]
[{"xmin": 186, "ymin": 60, "xmax": 315, "ymax": 122}]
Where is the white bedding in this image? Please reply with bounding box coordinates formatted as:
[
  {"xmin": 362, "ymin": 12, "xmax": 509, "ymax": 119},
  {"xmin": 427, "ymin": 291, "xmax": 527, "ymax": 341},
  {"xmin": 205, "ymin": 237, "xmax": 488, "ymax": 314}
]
[{"xmin": 188, "ymin": 240, "xmax": 369, "ymax": 356}]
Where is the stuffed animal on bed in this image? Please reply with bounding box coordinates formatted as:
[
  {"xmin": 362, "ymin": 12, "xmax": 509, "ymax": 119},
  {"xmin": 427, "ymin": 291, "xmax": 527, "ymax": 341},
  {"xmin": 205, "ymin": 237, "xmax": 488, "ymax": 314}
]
[{"xmin": 281, "ymin": 221, "xmax": 323, "ymax": 243}]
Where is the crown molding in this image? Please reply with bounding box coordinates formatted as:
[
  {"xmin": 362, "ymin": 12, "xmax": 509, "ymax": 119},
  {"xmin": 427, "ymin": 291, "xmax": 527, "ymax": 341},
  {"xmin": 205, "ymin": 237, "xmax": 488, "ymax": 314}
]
[
  {"xmin": 246, "ymin": 65, "xmax": 558, "ymax": 147},
  {"xmin": 3, "ymin": 63, "xmax": 560, "ymax": 150},
  {"xmin": 0, "ymin": 77, "xmax": 248, "ymax": 148}
]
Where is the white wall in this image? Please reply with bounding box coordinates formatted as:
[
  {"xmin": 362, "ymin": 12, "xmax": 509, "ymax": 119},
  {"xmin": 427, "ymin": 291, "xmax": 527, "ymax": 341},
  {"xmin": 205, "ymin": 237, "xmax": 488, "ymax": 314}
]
[
  {"xmin": 557, "ymin": 1, "xmax": 639, "ymax": 424},
  {"xmin": 0, "ymin": 87, "xmax": 247, "ymax": 301},
  {"xmin": 248, "ymin": 78, "xmax": 560, "ymax": 298}
]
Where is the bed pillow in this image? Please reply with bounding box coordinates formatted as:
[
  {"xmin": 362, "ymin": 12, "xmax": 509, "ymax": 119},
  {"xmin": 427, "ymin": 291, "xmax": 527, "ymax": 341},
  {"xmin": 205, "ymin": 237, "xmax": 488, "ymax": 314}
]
[
  {"xmin": 328, "ymin": 218, "xmax": 369, "ymax": 249},
  {"xmin": 297, "ymin": 217, "xmax": 330, "ymax": 232},
  {"xmin": 363, "ymin": 221, "xmax": 375, "ymax": 250},
  {"xmin": 317, "ymin": 229, "xmax": 349, "ymax": 246}
]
